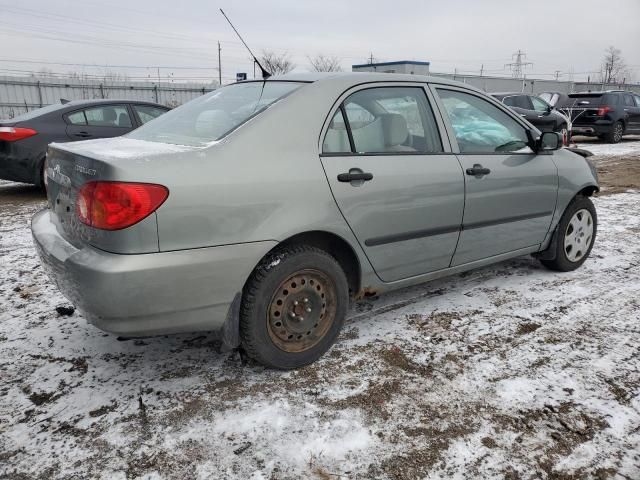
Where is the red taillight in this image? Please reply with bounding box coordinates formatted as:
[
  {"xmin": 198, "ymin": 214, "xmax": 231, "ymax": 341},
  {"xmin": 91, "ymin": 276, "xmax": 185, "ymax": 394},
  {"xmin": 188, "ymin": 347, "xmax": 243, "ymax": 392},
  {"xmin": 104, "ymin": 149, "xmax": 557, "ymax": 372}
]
[
  {"xmin": 0, "ymin": 126, "xmax": 37, "ymax": 142},
  {"xmin": 597, "ymin": 106, "xmax": 612, "ymax": 116},
  {"xmin": 76, "ymin": 181, "xmax": 169, "ymax": 230}
]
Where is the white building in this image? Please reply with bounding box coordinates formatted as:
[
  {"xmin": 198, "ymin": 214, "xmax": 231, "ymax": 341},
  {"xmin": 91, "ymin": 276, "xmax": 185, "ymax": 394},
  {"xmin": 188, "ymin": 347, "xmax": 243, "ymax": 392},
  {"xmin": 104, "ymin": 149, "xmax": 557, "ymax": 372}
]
[{"xmin": 352, "ymin": 60, "xmax": 430, "ymax": 75}]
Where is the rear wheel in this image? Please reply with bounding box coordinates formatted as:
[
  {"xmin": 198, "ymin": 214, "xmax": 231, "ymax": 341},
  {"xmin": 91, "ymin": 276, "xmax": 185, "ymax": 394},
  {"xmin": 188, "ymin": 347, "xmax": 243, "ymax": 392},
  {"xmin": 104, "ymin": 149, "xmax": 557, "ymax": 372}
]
[
  {"xmin": 240, "ymin": 245, "xmax": 349, "ymax": 369},
  {"xmin": 603, "ymin": 121, "xmax": 624, "ymax": 143},
  {"xmin": 540, "ymin": 196, "xmax": 597, "ymax": 272}
]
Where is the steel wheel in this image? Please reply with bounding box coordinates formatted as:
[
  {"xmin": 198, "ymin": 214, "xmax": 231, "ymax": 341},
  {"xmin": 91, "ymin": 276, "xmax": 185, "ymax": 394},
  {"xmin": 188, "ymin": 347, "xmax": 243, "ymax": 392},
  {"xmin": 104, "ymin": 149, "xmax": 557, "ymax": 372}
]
[
  {"xmin": 564, "ymin": 209, "xmax": 594, "ymax": 262},
  {"xmin": 266, "ymin": 269, "xmax": 337, "ymax": 353}
]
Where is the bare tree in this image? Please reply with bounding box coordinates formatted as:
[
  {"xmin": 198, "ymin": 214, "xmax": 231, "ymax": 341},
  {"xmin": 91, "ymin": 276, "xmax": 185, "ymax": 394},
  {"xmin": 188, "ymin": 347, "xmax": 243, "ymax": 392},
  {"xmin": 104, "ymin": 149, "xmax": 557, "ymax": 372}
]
[
  {"xmin": 308, "ymin": 54, "xmax": 342, "ymax": 72},
  {"xmin": 601, "ymin": 46, "xmax": 627, "ymax": 84},
  {"xmin": 260, "ymin": 50, "xmax": 295, "ymax": 75}
]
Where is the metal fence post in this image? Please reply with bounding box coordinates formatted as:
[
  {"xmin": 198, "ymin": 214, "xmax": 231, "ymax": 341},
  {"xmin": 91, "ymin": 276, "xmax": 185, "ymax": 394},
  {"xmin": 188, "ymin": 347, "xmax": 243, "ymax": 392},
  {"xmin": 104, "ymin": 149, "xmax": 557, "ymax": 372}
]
[{"xmin": 36, "ymin": 80, "xmax": 43, "ymax": 107}]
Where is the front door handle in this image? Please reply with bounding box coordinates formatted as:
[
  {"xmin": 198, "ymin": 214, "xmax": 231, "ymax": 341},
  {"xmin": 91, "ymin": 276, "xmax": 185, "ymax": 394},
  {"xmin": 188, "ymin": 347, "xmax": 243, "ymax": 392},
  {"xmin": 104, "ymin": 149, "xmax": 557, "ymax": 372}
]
[
  {"xmin": 466, "ymin": 164, "xmax": 491, "ymax": 177},
  {"xmin": 337, "ymin": 171, "xmax": 373, "ymax": 183}
]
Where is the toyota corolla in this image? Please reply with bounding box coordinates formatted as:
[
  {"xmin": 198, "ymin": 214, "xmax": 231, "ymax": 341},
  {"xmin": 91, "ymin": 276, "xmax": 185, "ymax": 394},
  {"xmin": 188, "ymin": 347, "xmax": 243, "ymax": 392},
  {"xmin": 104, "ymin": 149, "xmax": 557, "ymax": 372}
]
[{"xmin": 32, "ymin": 73, "xmax": 599, "ymax": 369}]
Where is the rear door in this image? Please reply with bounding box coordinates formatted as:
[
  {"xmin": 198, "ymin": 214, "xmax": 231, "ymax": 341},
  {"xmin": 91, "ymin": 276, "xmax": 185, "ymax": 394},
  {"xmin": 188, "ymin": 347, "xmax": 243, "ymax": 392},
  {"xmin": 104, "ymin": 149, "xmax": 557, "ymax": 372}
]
[
  {"xmin": 432, "ymin": 87, "xmax": 557, "ymax": 266},
  {"xmin": 320, "ymin": 84, "xmax": 465, "ymax": 282},
  {"xmin": 623, "ymin": 93, "xmax": 640, "ymax": 132},
  {"xmin": 65, "ymin": 104, "xmax": 134, "ymax": 140}
]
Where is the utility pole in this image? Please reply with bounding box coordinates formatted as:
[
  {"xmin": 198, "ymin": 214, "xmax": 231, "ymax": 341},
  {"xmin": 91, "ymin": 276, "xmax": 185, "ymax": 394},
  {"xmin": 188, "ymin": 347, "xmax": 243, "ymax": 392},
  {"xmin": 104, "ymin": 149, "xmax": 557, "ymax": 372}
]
[
  {"xmin": 218, "ymin": 41, "xmax": 222, "ymax": 86},
  {"xmin": 480, "ymin": 64, "xmax": 484, "ymax": 77},
  {"xmin": 554, "ymin": 70, "xmax": 561, "ymax": 80},
  {"xmin": 505, "ymin": 49, "xmax": 533, "ymax": 79}
]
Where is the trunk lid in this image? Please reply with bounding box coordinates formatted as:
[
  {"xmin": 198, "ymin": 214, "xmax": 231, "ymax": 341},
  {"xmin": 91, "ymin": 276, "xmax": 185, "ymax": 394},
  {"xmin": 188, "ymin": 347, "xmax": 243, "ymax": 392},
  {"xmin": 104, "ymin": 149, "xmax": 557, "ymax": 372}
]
[
  {"xmin": 45, "ymin": 137, "xmax": 198, "ymax": 253},
  {"xmin": 45, "ymin": 144, "xmax": 116, "ymax": 249}
]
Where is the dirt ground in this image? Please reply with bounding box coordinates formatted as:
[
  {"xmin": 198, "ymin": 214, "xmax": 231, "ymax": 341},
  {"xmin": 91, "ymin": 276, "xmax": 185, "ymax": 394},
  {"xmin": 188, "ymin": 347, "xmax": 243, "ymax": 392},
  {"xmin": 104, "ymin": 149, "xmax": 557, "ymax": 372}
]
[
  {"xmin": 1, "ymin": 140, "xmax": 639, "ymax": 479},
  {"xmin": 593, "ymin": 154, "xmax": 640, "ymax": 195}
]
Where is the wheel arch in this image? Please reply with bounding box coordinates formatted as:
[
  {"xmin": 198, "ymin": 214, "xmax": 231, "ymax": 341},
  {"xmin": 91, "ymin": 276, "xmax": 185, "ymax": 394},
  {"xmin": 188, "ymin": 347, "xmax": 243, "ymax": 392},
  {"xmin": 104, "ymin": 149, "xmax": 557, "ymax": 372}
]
[
  {"xmin": 273, "ymin": 230, "xmax": 362, "ymax": 297},
  {"xmin": 578, "ymin": 184, "xmax": 599, "ymax": 197}
]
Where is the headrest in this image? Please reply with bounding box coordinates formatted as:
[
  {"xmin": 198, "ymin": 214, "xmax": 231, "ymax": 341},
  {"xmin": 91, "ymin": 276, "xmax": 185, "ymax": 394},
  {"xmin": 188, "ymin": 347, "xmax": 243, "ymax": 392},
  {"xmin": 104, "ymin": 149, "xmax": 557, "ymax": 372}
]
[
  {"xmin": 103, "ymin": 108, "xmax": 117, "ymax": 122},
  {"xmin": 381, "ymin": 113, "xmax": 409, "ymax": 146}
]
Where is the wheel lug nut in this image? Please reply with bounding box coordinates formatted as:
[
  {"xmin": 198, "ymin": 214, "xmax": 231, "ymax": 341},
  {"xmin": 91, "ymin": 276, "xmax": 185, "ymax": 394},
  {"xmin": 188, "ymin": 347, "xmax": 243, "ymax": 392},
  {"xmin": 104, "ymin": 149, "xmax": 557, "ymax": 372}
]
[
  {"xmin": 299, "ymin": 317, "xmax": 304, "ymax": 322},
  {"xmin": 293, "ymin": 301, "xmax": 299, "ymax": 306},
  {"xmin": 306, "ymin": 307, "xmax": 311, "ymax": 313},
  {"xmin": 303, "ymin": 298, "xmax": 309, "ymax": 303},
  {"xmin": 290, "ymin": 312, "xmax": 296, "ymax": 318}
]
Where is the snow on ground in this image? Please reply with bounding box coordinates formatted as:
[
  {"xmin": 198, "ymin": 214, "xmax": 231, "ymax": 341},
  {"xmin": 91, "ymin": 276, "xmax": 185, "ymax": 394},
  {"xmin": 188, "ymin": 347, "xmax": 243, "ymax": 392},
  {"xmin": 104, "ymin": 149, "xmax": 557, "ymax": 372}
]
[
  {"xmin": 1, "ymin": 148, "xmax": 640, "ymax": 479},
  {"xmin": 574, "ymin": 134, "xmax": 640, "ymax": 156}
]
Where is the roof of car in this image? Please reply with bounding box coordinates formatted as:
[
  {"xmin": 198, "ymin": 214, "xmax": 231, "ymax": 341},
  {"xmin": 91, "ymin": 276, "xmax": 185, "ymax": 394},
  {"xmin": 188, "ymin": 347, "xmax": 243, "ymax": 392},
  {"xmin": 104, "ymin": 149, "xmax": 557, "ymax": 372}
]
[
  {"xmin": 61, "ymin": 99, "xmax": 167, "ymax": 108},
  {"xmin": 248, "ymin": 71, "xmax": 480, "ymax": 90},
  {"xmin": 490, "ymin": 92, "xmax": 528, "ymax": 98}
]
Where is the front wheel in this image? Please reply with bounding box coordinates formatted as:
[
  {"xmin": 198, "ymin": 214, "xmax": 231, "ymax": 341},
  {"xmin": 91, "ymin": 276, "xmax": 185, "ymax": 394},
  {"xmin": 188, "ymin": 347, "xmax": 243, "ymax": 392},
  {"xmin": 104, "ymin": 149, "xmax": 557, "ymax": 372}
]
[
  {"xmin": 240, "ymin": 245, "xmax": 349, "ymax": 369},
  {"xmin": 540, "ymin": 196, "xmax": 597, "ymax": 272}
]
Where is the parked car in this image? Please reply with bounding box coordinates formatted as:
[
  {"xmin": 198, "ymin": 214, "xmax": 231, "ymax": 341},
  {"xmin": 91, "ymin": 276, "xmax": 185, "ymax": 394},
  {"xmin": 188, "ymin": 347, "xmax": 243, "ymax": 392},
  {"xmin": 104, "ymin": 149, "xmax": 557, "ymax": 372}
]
[
  {"xmin": 490, "ymin": 92, "xmax": 569, "ymax": 138},
  {"xmin": 0, "ymin": 99, "xmax": 170, "ymax": 187},
  {"xmin": 566, "ymin": 90, "xmax": 640, "ymax": 143},
  {"xmin": 32, "ymin": 73, "xmax": 599, "ymax": 369}
]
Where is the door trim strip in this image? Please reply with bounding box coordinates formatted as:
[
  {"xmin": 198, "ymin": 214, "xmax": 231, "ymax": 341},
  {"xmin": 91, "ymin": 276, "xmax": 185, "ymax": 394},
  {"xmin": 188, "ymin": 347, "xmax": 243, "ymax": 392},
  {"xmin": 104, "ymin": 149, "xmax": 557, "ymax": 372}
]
[{"xmin": 364, "ymin": 211, "xmax": 552, "ymax": 247}]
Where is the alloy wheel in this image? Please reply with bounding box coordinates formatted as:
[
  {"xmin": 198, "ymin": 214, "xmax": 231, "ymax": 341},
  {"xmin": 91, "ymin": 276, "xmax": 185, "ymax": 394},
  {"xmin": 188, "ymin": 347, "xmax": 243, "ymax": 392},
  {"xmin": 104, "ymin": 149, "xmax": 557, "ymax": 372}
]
[{"xmin": 614, "ymin": 123, "xmax": 623, "ymax": 142}]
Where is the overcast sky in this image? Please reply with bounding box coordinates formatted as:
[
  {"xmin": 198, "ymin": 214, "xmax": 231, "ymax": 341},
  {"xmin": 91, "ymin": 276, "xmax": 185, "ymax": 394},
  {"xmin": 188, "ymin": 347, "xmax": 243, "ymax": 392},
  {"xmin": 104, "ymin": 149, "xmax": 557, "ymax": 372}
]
[{"xmin": 1, "ymin": 0, "xmax": 639, "ymax": 84}]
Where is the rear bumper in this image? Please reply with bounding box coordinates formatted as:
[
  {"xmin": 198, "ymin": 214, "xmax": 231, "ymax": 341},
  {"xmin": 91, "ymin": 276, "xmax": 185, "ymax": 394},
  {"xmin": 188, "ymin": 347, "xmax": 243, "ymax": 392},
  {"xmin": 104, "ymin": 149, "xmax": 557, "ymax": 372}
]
[
  {"xmin": 571, "ymin": 121, "xmax": 613, "ymax": 136},
  {"xmin": 31, "ymin": 208, "xmax": 276, "ymax": 336},
  {"xmin": 0, "ymin": 149, "xmax": 41, "ymax": 185}
]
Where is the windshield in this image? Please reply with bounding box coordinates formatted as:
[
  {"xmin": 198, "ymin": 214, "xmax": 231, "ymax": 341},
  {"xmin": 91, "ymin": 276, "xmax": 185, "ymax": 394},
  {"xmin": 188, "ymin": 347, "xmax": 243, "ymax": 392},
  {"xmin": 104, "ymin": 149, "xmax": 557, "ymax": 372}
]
[{"xmin": 127, "ymin": 81, "xmax": 304, "ymax": 147}]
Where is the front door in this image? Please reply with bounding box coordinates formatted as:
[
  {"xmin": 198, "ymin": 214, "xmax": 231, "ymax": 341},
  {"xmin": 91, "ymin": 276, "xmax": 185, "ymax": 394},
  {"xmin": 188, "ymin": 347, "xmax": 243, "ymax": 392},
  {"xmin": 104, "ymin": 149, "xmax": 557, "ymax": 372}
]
[
  {"xmin": 433, "ymin": 87, "xmax": 558, "ymax": 266},
  {"xmin": 320, "ymin": 85, "xmax": 465, "ymax": 282},
  {"xmin": 530, "ymin": 96, "xmax": 557, "ymax": 132}
]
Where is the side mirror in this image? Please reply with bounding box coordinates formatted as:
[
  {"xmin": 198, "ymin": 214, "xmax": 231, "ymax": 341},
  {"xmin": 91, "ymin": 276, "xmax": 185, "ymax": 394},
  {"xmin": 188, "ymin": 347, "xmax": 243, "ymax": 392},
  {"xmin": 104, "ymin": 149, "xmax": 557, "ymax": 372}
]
[{"xmin": 539, "ymin": 131, "xmax": 562, "ymax": 151}]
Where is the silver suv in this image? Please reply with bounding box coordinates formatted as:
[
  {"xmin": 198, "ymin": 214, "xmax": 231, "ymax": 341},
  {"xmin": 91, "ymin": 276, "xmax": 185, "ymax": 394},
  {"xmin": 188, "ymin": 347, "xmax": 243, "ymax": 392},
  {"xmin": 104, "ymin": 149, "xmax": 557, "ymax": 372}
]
[{"xmin": 32, "ymin": 73, "xmax": 599, "ymax": 369}]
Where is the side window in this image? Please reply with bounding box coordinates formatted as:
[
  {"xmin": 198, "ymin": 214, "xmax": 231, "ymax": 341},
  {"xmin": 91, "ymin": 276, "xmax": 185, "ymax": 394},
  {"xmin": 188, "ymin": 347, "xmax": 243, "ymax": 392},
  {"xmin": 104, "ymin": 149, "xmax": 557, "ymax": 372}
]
[
  {"xmin": 324, "ymin": 87, "xmax": 442, "ymax": 154},
  {"xmin": 322, "ymin": 109, "xmax": 350, "ymax": 153},
  {"xmin": 516, "ymin": 95, "xmax": 534, "ymax": 110},
  {"xmin": 436, "ymin": 89, "xmax": 531, "ymax": 154},
  {"xmin": 635, "ymin": 96, "xmax": 640, "ymax": 107},
  {"xmin": 133, "ymin": 105, "xmax": 167, "ymax": 124},
  {"xmin": 66, "ymin": 110, "xmax": 86, "ymax": 125},
  {"xmin": 623, "ymin": 94, "xmax": 635, "ymax": 107},
  {"xmin": 84, "ymin": 105, "xmax": 132, "ymax": 128},
  {"xmin": 531, "ymin": 96, "xmax": 550, "ymax": 112}
]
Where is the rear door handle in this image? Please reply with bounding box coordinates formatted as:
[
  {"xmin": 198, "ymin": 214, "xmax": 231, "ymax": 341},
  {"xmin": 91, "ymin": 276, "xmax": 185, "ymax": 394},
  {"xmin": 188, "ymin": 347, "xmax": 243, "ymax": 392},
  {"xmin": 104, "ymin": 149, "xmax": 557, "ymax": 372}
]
[
  {"xmin": 337, "ymin": 171, "xmax": 373, "ymax": 182},
  {"xmin": 466, "ymin": 164, "xmax": 491, "ymax": 177},
  {"xmin": 74, "ymin": 131, "xmax": 92, "ymax": 138}
]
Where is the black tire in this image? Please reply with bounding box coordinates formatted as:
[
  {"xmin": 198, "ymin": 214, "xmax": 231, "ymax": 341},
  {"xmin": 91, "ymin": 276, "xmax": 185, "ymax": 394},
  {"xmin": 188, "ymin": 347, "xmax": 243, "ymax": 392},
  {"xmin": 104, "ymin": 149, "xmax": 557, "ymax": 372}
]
[
  {"xmin": 240, "ymin": 245, "xmax": 349, "ymax": 369},
  {"xmin": 540, "ymin": 196, "xmax": 597, "ymax": 272},
  {"xmin": 603, "ymin": 121, "xmax": 624, "ymax": 144}
]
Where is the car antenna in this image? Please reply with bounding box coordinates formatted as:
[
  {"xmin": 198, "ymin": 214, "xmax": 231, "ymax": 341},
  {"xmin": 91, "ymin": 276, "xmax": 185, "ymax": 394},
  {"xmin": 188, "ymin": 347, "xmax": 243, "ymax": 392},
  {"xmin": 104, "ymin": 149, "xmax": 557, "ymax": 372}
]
[{"xmin": 219, "ymin": 9, "xmax": 271, "ymax": 80}]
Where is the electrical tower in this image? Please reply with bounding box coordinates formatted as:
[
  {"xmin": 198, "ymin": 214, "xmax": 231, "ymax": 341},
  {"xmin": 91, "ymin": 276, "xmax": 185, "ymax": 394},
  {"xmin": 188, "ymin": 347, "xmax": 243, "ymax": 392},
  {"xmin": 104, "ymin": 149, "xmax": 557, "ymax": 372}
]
[{"xmin": 505, "ymin": 50, "xmax": 533, "ymax": 78}]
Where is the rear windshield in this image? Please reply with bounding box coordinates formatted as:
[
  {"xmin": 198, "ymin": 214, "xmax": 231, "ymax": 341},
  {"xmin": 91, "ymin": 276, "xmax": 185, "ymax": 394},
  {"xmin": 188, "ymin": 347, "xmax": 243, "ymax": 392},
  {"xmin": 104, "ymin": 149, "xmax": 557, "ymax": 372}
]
[
  {"xmin": 127, "ymin": 81, "xmax": 304, "ymax": 147},
  {"xmin": 567, "ymin": 93, "xmax": 618, "ymax": 107},
  {"xmin": 5, "ymin": 103, "xmax": 66, "ymax": 122}
]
